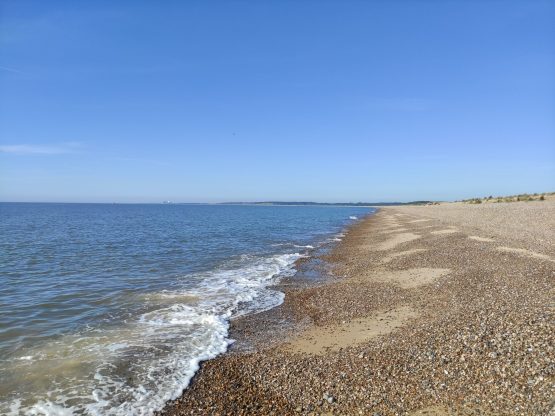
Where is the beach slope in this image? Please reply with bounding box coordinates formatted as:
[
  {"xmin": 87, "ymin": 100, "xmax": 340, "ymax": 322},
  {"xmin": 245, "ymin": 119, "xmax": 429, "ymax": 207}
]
[{"xmin": 160, "ymin": 201, "xmax": 555, "ymax": 415}]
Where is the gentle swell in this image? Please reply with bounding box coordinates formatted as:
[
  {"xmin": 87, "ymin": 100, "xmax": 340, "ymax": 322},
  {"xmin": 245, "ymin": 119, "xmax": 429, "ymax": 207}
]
[{"xmin": 5, "ymin": 253, "xmax": 301, "ymax": 416}]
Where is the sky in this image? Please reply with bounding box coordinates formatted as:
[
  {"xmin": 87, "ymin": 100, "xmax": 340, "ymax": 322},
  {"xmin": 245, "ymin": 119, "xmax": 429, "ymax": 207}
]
[{"xmin": 1, "ymin": 0, "xmax": 554, "ymax": 203}]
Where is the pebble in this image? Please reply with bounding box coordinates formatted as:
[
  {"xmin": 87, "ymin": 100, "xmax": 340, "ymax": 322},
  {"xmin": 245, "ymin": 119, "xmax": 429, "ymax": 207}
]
[{"xmin": 157, "ymin": 203, "xmax": 555, "ymax": 416}]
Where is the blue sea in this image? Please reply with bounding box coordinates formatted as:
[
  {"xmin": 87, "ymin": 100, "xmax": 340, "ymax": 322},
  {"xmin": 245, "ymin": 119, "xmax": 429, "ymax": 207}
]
[{"xmin": 0, "ymin": 203, "xmax": 374, "ymax": 415}]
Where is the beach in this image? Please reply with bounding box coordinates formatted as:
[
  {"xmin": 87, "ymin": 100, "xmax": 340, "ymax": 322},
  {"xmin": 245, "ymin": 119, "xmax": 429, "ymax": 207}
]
[
  {"xmin": 160, "ymin": 200, "xmax": 555, "ymax": 415},
  {"xmin": 0, "ymin": 204, "xmax": 373, "ymax": 414},
  {"xmin": 3, "ymin": 1, "xmax": 553, "ymax": 414}
]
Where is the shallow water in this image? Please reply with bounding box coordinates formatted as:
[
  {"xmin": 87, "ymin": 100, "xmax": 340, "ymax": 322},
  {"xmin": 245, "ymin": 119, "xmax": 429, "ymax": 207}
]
[{"xmin": 0, "ymin": 203, "xmax": 374, "ymax": 415}]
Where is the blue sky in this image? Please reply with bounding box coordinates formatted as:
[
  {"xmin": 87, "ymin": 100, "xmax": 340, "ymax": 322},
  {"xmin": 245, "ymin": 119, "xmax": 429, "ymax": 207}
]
[{"xmin": 1, "ymin": 0, "xmax": 554, "ymax": 202}]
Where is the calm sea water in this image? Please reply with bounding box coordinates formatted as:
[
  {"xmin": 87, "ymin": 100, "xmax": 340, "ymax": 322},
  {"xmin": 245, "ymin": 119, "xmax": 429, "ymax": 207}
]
[{"xmin": 0, "ymin": 203, "xmax": 374, "ymax": 415}]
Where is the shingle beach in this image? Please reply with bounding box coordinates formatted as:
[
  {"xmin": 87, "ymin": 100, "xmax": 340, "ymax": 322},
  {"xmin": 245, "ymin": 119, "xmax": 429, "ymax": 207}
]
[{"xmin": 160, "ymin": 200, "xmax": 555, "ymax": 415}]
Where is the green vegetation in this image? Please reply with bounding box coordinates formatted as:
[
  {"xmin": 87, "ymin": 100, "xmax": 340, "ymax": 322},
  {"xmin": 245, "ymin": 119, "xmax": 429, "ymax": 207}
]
[{"xmin": 461, "ymin": 191, "xmax": 553, "ymax": 204}]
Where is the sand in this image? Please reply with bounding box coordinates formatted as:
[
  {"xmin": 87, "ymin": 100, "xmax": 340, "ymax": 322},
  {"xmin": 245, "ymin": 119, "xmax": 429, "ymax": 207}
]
[
  {"xmin": 381, "ymin": 248, "xmax": 429, "ymax": 264},
  {"xmin": 430, "ymin": 228, "xmax": 459, "ymax": 235},
  {"xmin": 468, "ymin": 236, "xmax": 496, "ymax": 242},
  {"xmin": 364, "ymin": 267, "xmax": 451, "ymax": 289},
  {"xmin": 159, "ymin": 200, "xmax": 555, "ymax": 416},
  {"xmin": 496, "ymin": 246, "xmax": 554, "ymax": 262},
  {"xmin": 371, "ymin": 232, "xmax": 421, "ymax": 250},
  {"xmin": 284, "ymin": 306, "xmax": 418, "ymax": 355}
]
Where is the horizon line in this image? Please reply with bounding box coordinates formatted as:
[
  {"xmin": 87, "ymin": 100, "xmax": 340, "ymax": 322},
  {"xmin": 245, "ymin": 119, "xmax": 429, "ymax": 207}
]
[{"xmin": 0, "ymin": 200, "xmax": 438, "ymax": 205}]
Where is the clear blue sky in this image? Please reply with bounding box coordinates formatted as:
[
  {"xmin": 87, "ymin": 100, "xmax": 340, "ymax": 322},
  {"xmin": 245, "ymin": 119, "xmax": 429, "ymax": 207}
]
[{"xmin": 1, "ymin": 0, "xmax": 554, "ymax": 202}]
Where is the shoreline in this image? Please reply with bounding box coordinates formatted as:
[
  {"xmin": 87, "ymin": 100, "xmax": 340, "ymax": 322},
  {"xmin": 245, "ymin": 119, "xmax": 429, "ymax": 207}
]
[
  {"xmin": 159, "ymin": 201, "xmax": 554, "ymax": 415},
  {"xmin": 218, "ymin": 209, "xmax": 378, "ymax": 355}
]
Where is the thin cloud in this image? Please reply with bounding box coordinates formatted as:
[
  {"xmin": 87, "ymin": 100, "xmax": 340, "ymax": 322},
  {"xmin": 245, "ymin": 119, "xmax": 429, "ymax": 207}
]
[
  {"xmin": 0, "ymin": 143, "xmax": 81, "ymax": 155},
  {"xmin": 0, "ymin": 65, "xmax": 24, "ymax": 74}
]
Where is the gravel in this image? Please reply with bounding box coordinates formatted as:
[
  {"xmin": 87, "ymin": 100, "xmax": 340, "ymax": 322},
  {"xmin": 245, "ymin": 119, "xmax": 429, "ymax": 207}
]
[{"xmin": 158, "ymin": 201, "xmax": 555, "ymax": 415}]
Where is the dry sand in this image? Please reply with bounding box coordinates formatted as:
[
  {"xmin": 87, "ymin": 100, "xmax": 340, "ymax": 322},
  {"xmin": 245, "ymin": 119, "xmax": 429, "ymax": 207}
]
[
  {"xmin": 365, "ymin": 267, "xmax": 451, "ymax": 289},
  {"xmin": 159, "ymin": 200, "xmax": 555, "ymax": 416},
  {"xmin": 284, "ymin": 306, "xmax": 418, "ymax": 355},
  {"xmin": 381, "ymin": 248, "xmax": 429, "ymax": 264},
  {"xmin": 371, "ymin": 232, "xmax": 421, "ymax": 250},
  {"xmin": 468, "ymin": 236, "xmax": 496, "ymax": 242},
  {"xmin": 496, "ymin": 246, "xmax": 554, "ymax": 262},
  {"xmin": 430, "ymin": 228, "xmax": 459, "ymax": 235}
]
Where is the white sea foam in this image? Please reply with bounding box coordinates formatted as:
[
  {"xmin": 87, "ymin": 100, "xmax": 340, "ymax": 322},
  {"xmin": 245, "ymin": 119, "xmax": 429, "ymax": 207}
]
[
  {"xmin": 6, "ymin": 399, "xmax": 21, "ymax": 416},
  {"xmin": 271, "ymin": 243, "xmax": 314, "ymax": 249},
  {"xmin": 28, "ymin": 401, "xmax": 75, "ymax": 416},
  {"xmin": 349, "ymin": 216, "xmax": 358, "ymax": 220},
  {"xmin": 323, "ymin": 231, "xmax": 347, "ymax": 244},
  {"xmin": 2, "ymin": 253, "xmax": 300, "ymax": 416}
]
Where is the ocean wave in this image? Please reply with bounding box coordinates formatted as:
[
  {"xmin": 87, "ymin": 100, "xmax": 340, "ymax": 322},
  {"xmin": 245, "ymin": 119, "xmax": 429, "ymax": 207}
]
[
  {"xmin": 270, "ymin": 243, "xmax": 314, "ymax": 249},
  {"xmin": 294, "ymin": 244, "xmax": 314, "ymax": 249},
  {"xmin": 3, "ymin": 253, "xmax": 301, "ymax": 416}
]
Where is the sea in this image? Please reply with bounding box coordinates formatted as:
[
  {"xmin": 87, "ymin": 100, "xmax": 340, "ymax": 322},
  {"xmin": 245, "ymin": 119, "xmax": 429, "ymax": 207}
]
[{"xmin": 0, "ymin": 203, "xmax": 375, "ymax": 415}]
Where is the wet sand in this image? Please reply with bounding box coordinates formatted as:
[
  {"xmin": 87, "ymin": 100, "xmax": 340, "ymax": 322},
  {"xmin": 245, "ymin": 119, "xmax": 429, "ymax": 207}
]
[{"xmin": 159, "ymin": 201, "xmax": 555, "ymax": 415}]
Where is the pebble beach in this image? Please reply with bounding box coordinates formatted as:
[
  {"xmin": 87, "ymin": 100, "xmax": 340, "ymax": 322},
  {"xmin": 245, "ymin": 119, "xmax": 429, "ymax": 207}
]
[{"xmin": 159, "ymin": 200, "xmax": 555, "ymax": 415}]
